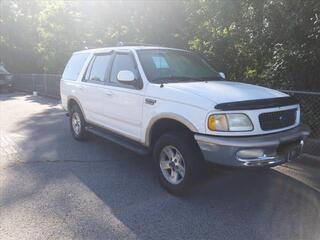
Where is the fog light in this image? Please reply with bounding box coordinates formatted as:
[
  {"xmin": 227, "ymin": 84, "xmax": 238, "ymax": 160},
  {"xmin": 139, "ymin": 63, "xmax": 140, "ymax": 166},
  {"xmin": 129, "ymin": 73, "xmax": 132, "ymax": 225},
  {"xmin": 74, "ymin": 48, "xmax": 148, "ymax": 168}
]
[{"xmin": 237, "ymin": 149, "xmax": 264, "ymax": 159}]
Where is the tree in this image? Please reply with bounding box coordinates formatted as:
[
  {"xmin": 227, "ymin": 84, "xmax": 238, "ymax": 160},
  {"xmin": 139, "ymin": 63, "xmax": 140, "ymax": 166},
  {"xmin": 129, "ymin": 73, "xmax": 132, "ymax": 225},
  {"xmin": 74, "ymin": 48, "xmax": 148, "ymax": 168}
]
[{"xmin": 0, "ymin": 0, "xmax": 319, "ymax": 90}]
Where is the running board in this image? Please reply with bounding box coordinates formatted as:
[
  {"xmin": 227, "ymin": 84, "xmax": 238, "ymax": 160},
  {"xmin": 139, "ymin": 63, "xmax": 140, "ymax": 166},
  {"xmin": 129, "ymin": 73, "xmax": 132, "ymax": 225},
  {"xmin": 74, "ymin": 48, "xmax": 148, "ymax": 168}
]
[{"xmin": 85, "ymin": 125, "xmax": 149, "ymax": 155}]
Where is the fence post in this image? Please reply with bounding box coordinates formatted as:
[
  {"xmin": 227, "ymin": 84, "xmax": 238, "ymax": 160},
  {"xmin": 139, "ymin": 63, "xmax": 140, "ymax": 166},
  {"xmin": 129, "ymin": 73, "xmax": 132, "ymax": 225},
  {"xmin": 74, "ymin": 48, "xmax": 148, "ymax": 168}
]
[
  {"xmin": 32, "ymin": 74, "xmax": 35, "ymax": 92},
  {"xmin": 44, "ymin": 74, "xmax": 48, "ymax": 96}
]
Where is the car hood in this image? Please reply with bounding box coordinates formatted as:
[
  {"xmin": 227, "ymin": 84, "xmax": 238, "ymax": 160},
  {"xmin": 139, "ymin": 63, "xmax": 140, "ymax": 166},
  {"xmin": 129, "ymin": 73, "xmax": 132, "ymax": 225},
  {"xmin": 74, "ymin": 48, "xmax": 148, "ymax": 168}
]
[{"xmin": 165, "ymin": 81, "xmax": 287, "ymax": 105}]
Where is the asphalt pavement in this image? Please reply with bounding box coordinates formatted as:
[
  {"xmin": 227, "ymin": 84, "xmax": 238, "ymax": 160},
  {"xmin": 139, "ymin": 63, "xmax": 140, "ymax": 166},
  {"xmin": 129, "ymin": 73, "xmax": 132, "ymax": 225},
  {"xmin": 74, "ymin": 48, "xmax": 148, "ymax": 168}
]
[{"xmin": 1, "ymin": 92, "xmax": 320, "ymax": 240}]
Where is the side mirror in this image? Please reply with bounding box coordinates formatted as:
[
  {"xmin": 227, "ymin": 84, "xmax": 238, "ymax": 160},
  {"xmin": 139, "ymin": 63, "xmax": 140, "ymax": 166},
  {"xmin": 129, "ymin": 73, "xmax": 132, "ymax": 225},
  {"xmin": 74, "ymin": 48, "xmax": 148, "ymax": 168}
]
[
  {"xmin": 219, "ymin": 72, "xmax": 226, "ymax": 79},
  {"xmin": 117, "ymin": 70, "xmax": 135, "ymax": 83}
]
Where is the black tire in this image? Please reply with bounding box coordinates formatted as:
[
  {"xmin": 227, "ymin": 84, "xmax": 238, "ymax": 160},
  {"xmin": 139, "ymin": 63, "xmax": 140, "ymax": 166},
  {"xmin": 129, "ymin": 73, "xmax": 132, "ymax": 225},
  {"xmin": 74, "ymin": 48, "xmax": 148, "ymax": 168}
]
[
  {"xmin": 153, "ymin": 131, "xmax": 204, "ymax": 195},
  {"xmin": 69, "ymin": 104, "xmax": 87, "ymax": 141}
]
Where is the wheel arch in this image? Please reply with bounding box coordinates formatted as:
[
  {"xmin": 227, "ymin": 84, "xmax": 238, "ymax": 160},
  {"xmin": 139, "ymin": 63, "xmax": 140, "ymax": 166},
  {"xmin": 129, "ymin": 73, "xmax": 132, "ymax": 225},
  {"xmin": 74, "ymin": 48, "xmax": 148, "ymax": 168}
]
[
  {"xmin": 67, "ymin": 96, "xmax": 87, "ymax": 120},
  {"xmin": 145, "ymin": 114, "xmax": 198, "ymax": 147}
]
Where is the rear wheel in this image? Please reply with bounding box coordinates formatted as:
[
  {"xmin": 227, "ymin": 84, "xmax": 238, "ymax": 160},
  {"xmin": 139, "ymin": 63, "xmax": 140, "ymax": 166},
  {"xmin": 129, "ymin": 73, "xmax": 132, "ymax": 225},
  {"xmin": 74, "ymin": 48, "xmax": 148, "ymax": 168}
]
[
  {"xmin": 70, "ymin": 104, "xmax": 87, "ymax": 141},
  {"xmin": 153, "ymin": 132, "xmax": 204, "ymax": 195}
]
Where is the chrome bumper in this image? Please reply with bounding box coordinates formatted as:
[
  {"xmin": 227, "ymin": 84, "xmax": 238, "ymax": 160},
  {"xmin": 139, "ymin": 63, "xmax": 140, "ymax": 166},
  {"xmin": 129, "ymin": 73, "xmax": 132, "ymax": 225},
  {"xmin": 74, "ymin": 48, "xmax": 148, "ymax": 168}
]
[{"xmin": 194, "ymin": 124, "xmax": 310, "ymax": 167}]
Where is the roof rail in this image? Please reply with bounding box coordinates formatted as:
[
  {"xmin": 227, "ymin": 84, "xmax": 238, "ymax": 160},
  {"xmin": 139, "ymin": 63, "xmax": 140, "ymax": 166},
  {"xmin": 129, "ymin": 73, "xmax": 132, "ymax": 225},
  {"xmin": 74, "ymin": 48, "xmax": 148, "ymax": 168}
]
[{"xmin": 116, "ymin": 41, "xmax": 158, "ymax": 47}]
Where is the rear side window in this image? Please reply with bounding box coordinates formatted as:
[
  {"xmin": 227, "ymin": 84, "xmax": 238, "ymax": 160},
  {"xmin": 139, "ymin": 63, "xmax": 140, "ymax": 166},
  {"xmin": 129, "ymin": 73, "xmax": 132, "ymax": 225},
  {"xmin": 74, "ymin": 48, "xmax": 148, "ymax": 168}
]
[
  {"xmin": 62, "ymin": 53, "xmax": 89, "ymax": 81},
  {"xmin": 85, "ymin": 54, "xmax": 112, "ymax": 83}
]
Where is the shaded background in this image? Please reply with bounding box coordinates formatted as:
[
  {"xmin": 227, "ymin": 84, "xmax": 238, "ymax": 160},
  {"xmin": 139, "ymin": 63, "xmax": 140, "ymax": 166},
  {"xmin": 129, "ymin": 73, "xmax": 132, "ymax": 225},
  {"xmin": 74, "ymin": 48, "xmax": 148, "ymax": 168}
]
[{"xmin": 1, "ymin": 0, "xmax": 319, "ymax": 90}]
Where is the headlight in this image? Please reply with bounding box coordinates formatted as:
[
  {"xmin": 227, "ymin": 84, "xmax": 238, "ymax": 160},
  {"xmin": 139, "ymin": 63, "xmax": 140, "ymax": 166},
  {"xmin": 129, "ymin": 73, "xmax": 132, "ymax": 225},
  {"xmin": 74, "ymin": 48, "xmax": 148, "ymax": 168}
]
[{"xmin": 208, "ymin": 113, "xmax": 253, "ymax": 132}]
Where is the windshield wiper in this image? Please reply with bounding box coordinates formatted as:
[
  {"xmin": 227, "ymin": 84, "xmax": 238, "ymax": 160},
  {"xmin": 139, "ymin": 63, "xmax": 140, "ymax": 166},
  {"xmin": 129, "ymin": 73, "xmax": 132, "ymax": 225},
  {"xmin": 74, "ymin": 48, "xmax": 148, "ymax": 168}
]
[
  {"xmin": 152, "ymin": 76, "xmax": 224, "ymax": 83},
  {"xmin": 198, "ymin": 76, "xmax": 224, "ymax": 81},
  {"xmin": 151, "ymin": 76, "xmax": 203, "ymax": 83}
]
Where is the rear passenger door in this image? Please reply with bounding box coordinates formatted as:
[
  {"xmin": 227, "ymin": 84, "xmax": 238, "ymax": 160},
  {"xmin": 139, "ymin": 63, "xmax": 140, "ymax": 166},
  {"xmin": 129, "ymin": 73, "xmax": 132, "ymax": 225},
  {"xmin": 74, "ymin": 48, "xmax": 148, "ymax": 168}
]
[
  {"xmin": 103, "ymin": 51, "xmax": 144, "ymax": 142},
  {"xmin": 80, "ymin": 53, "xmax": 112, "ymax": 125}
]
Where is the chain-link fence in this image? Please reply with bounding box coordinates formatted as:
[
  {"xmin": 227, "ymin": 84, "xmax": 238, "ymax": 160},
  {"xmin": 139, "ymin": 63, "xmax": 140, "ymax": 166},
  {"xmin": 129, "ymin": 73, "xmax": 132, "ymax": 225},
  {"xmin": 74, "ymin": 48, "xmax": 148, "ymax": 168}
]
[
  {"xmin": 282, "ymin": 90, "xmax": 320, "ymax": 157},
  {"xmin": 12, "ymin": 74, "xmax": 61, "ymax": 99},
  {"xmin": 10, "ymin": 75, "xmax": 320, "ymax": 157}
]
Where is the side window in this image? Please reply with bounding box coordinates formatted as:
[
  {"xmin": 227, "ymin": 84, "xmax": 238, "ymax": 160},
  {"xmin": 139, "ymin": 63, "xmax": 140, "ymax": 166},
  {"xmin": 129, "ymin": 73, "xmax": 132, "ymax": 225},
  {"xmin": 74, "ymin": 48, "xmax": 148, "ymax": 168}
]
[
  {"xmin": 85, "ymin": 54, "xmax": 112, "ymax": 84},
  {"xmin": 110, "ymin": 54, "xmax": 139, "ymax": 85},
  {"xmin": 62, "ymin": 53, "xmax": 89, "ymax": 81}
]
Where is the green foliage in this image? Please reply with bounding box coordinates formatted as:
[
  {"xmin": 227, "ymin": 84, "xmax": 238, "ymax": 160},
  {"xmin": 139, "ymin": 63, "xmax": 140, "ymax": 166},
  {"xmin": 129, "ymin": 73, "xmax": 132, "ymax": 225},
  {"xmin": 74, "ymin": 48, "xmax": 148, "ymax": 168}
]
[{"xmin": 0, "ymin": 0, "xmax": 319, "ymax": 90}]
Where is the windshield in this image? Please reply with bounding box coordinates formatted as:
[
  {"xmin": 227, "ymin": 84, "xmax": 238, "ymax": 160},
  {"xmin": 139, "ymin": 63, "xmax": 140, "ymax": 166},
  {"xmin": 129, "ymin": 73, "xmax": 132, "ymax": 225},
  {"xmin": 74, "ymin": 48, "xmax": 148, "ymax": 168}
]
[{"xmin": 137, "ymin": 49, "xmax": 222, "ymax": 83}]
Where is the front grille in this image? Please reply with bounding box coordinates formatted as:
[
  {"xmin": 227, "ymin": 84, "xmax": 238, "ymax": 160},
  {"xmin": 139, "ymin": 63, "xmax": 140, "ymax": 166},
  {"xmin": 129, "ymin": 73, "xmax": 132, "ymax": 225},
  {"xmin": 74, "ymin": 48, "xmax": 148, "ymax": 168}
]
[{"xmin": 259, "ymin": 109, "xmax": 297, "ymax": 131}]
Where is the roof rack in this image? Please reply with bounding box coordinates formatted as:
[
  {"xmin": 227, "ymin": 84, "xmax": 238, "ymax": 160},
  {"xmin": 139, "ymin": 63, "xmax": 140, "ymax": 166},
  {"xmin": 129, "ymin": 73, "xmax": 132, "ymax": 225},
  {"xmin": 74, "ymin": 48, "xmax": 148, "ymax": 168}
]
[{"xmin": 116, "ymin": 41, "xmax": 158, "ymax": 47}]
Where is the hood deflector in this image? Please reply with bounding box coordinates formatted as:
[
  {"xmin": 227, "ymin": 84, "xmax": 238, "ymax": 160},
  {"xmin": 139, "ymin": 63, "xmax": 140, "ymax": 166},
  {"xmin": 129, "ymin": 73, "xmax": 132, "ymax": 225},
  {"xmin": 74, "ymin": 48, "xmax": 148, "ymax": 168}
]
[{"xmin": 215, "ymin": 97, "xmax": 298, "ymax": 111}]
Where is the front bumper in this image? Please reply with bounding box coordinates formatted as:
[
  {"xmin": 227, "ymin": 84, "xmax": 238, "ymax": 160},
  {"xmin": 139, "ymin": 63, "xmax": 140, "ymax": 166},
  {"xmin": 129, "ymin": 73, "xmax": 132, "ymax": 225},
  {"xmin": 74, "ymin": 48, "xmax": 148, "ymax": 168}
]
[{"xmin": 194, "ymin": 124, "xmax": 310, "ymax": 167}]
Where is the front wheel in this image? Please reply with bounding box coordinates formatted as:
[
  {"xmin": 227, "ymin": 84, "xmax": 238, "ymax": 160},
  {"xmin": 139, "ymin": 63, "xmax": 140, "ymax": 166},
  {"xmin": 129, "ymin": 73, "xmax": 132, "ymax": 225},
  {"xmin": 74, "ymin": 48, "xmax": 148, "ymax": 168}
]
[{"xmin": 153, "ymin": 132, "xmax": 204, "ymax": 195}]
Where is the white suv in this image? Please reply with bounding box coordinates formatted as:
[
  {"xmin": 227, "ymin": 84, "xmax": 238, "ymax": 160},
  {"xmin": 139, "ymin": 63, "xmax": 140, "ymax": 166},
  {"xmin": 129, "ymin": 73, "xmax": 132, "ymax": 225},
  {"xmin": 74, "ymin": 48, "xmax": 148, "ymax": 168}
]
[{"xmin": 60, "ymin": 45, "xmax": 310, "ymax": 194}]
